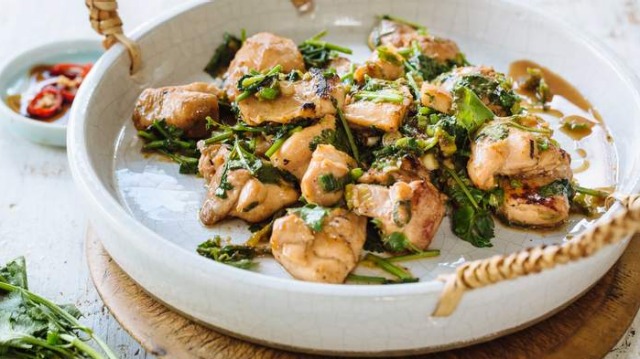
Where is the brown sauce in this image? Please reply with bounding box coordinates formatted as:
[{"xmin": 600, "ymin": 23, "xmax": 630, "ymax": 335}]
[
  {"xmin": 560, "ymin": 115, "xmax": 595, "ymax": 140},
  {"xmin": 3, "ymin": 63, "xmax": 88, "ymax": 125}
]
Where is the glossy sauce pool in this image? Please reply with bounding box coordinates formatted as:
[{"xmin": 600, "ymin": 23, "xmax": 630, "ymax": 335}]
[{"xmin": 509, "ymin": 60, "xmax": 617, "ymax": 196}]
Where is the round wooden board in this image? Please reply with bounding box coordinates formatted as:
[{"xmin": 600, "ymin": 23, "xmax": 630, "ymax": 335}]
[{"xmin": 86, "ymin": 231, "xmax": 640, "ymax": 359}]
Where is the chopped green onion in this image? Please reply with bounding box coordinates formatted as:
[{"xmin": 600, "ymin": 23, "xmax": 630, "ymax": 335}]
[
  {"xmin": 364, "ymin": 253, "xmax": 417, "ymax": 282},
  {"xmin": 387, "ymin": 250, "xmax": 440, "ymax": 262}
]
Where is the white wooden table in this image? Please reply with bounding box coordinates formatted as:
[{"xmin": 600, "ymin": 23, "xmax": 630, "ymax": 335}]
[{"xmin": 0, "ymin": 0, "xmax": 638, "ymax": 357}]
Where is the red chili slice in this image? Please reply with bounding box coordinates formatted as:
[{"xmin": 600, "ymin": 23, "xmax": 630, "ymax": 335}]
[
  {"xmin": 27, "ymin": 86, "xmax": 63, "ymax": 119},
  {"xmin": 61, "ymin": 87, "xmax": 77, "ymax": 102},
  {"xmin": 50, "ymin": 63, "xmax": 88, "ymax": 79}
]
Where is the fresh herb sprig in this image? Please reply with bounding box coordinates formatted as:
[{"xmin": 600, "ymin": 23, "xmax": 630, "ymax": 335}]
[
  {"xmin": 0, "ymin": 257, "xmax": 117, "ymax": 359},
  {"xmin": 197, "ymin": 236, "xmax": 260, "ymax": 269},
  {"xmin": 298, "ymin": 30, "xmax": 353, "ymax": 69},
  {"xmin": 138, "ymin": 119, "xmax": 200, "ymax": 174},
  {"xmin": 236, "ymin": 65, "xmax": 283, "ymax": 102}
]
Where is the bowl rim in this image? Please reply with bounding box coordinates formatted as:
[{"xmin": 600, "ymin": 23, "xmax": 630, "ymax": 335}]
[
  {"xmin": 68, "ymin": 0, "xmax": 640, "ymax": 298},
  {"xmin": 0, "ymin": 39, "xmax": 103, "ymax": 132}
]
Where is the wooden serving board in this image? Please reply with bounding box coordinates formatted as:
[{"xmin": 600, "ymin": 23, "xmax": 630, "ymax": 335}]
[{"xmin": 86, "ymin": 231, "xmax": 640, "ymax": 358}]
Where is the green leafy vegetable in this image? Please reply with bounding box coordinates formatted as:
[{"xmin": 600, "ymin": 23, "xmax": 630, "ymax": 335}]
[
  {"xmin": 318, "ymin": 173, "xmax": 350, "ymax": 192},
  {"xmin": 454, "ymin": 87, "xmax": 495, "ymax": 134},
  {"xmin": 197, "ymin": 236, "xmax": 259, "ymax": 269},
  {"xmin": 453, "ymin": 72, "xmax": 521, "ymax": 115},
  {"xmin": 539, "ymin": 179, "xmax": 574, "ymax": 198},
  {"xmin": 404, "ymin": 40, "xmax": 465, "ymax": 81},
  {"xmin": 137, "ymin": 119, "xmax": 200, "ymax": 174},
  {"xmin": 298, "ymin": 30, "xmax": 353, "ymax": 69},
  {"xmin": 444, "ymin": 167, "xmax": 498, "ymax": 248},
  {"xmin": 204, "ymin": 32, "xmax": 242, "ymax": 77},
  {"xmin": 0, "ymin": 257, "xmax": 117, "ymax": 359},
  {"xmin": 288, "ymin": 205, "xmax": 331, "ymax": 232},
  {"xmin": 236, "ymin": 65, "xmax": 283, "ymax": 102}
]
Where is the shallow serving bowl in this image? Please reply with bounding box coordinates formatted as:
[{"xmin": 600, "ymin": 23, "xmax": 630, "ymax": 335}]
[
  {"xmin": 0, "ymin": 40, "xmax": 102, "ymax": 147},
  {"xmin": 68, "ymin": 0, "xmax": 640, "ymax": 355}
]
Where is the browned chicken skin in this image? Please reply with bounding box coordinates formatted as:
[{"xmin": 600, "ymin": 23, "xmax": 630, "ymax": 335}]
[
  {"xmin": 468, "ymin": 117, "xmax": 572, "ymax": 191},
  {"xmin": 347, "ymin": 180, "xmax": 446, "ymax": 250},
  {"xmin": 132, "ymin": 82, "xmax": 221, "ymax": 138},
  {"xmin": 237, "ymin": 69, "xmax": 345, "ymax": 126},
  {"xmin": 359, "ymin": 156, "xmax": 429, "ymax": 186},
  {"xmin": 271, "ymin": 208, "xmax": 367, "ymax": 283},
  {"xmin": 224, "ymin": 32, "xmax": 305, "ymax": 101},
  {"xmin": 369, "ymin": 19, "xmax": 461, "ymax": 63},
  {"xmin": 343, "ymin": 83, "xmax": 413, "ymax": 132},
  {"xmin": 198, "ymin": 143, "xmax": 299, "ymax": 225},
  {"xmin": 497, "ymin": 177, "xmax": 571, "ymax": 227}
]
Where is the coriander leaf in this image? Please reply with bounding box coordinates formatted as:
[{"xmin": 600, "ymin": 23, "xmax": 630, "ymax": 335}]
[
  {"xmin": 288, "ymin": 205, "xmax": 331, "ymax": 232},
  {"xmin": 539, "ymin": 179, "xmax": 574, "ymax": 198},
  {"xmin": 0, "ymin": 257, "xmax": 27, "ymax": 289},
  {"xmin": 451, "ymin": 205, "xmax": 494, "ymax": 248},
  {"xmin": 454, "ymin": 87, "xmax": 495, "ymax": 134},
  {"xmin": 298, "ymin": 30, "xmax": 353, "ymax": 69}
]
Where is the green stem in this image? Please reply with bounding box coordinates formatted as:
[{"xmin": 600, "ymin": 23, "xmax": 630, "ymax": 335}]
[
  {"xmin": 445, "ymin": 167, "xmax": 480, "ymax": 210},
  {"xmin": 575, "ymin": 186, "xmax": 609, "ymax": 197},
  {"xmin": 303, "ymin": 40, "xmax": 353, "ymax": 54},
  {"xmin": 354, "ymin": 90, "xmax": 404, "ymax": 103},
  {"xmin": 380, "ymin": 14, "xmax": 427, "ymax": 32},
  {"xmin": 387, "ymin": 250, "xmax": 440, "ymax": 262},
  {"xmin": 336, "ymin": 106, "xmax": 361, "ymax": 165},
  {"xmin": 506, "ymin": 120, "xmax": 553, "ymax": 135},
  {"xmin": 235, "ymin": 90, "xmax": 251, "ymax": 102},
  {"xmin": 405, "ymin": 72, "xmax": 421, "ymax": 100},
  {"xmin": 137, "ymin": 130, "xmax": 157, "ymax": 142},
  {"xmin": 346, "ymin": 274, "xmax": 392, "ymax": 284},
  {"xmin": 204, "ymin": 131, "xmax": 233, "ymax": 145},
  {"xmin": 151, "ymin": 120, "xmax": 171, "ymax": 139},
  {"xmin": 60, "ymin": 334, "xmax": 106, "ymax": 359},
  {"xmin": 365, "ymin": 254, "xmax": 415, "ymax": 281}
]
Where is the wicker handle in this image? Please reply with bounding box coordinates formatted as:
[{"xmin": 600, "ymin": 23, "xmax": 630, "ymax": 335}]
[
  {"xmin": 432, "ymin": 194, "xmax": 640, "ymax": 317},
  {"xmin": 85, "ymin": 0, "xmax": 141, "ymax": 74}
]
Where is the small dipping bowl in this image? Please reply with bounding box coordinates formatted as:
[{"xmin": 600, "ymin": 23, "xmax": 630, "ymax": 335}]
[{"xmin": 0, "ymin": 40, "xmax": 102, "ymax": 147}]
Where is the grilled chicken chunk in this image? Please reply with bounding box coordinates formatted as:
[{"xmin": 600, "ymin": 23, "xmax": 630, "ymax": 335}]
[
  {"xmin": 346, "ymin": 180, "xmax": 446, "ymax": 250},
  {"xmin": 237, "ymin": 69, "xmax": 346, "ymax": 126},
  {"xmin": 343, "ymin": 83, "xmax": 412, "ymax": 132},
  {"xmin": 354, "ymin": 46, "xmax": 405, "ymax": 83},
  {"xmin": 301, "ymin": 144, "xmax": 357, "ymax": 206},
  {"xmin": 420, "ymin": 83, "xmax": 453, "ymax": 114},
  {"xmin": 369, "ymin": 19, "xmax": 462, "ymax": 64},
  {"xmin": 270, "ymin": 208, "xmax": 367, "ymax": 283},
  {"xmin": 198, "ymin": 143, "xmax": 299, "ymax": 225},
  {"xmin": 270, "ymin": 115, "xmax": 336, "ymax": 179},
  {"xmin": 433, "ymin": 66, "xmax": 519, "ymax": 116},
  {"xmin": 468, "ymin": 116, "xmax": 572, "ymax": 191},
  {"xmin": 224, "ymin": 32, "xmax": 305, "ymax": 100},
  {"xmin": 132, "ymin": 82, "xmax": 221, "ymax": 138},
  {"xmin": 328, "ymin": 57, "xmax": 353, "ymax": 78},
  {"xmin": 497, "ymin": 178, "xmax": 571, "ymax": 227},
  {"xmin": 359, "ymin": 156, "xmax": 429, "ymax": 186}
]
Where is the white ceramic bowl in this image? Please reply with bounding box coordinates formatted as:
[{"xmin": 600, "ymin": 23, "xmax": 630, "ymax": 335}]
[
  {"xmin": 68, "ymin": 0, "xmax": 640, "ymax": 355},
  {"xmin": 0, "ymin": 40, "xmax": 102, "ymax": 147}
]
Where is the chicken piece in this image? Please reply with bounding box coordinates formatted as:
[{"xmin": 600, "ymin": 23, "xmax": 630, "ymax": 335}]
[
  {"xmin": 359, "ymin": 156, "xmax": 429, "ymax": 186},
  {"xmin": 369, "ymin": 19, "xmax": 462, "ymax": 64},
  {"xmin": 198, "ymin": 144, "xmax": 299, "ymax": 225},
  {"xmin": 328, "ymin": 57, "xmax": 353, "ymax": 78},
  {"xmin": 270, "ymin": 115, "xmax": 336, "ymax": 179},
  {"xmin": 354, "ymin": 46, "xmax": 405, "ymax": 83},
  {"xmin": 224, "ymin": 32, "xmax": 305, "ymax": 100},
  {"xmin": 434, "ymin": 66, "xmax": 519, "ymax": 116},
  {"xmin": 468, "ymin": 117, "xmax": 572, "ymax": 190},
  {"xmin": 237, "ymin": 69, "xmax": 346, "ymax": 126},
  {"xmin": 270, "ymin": 208, "xmax": 367, "ymax": 283},
  {"xmin": 497, "ymin": 177, "xmax": 571, "ymax": 227},
  {"xmin": 132, "ymin": 82, "xmax": 221, "ymax": 138},
  {"xmin": 420, "ymin": 82, "xmax": 453, "ymax": 114},
  {"xmin": 301, "ymin": 145, "xmax": 356, "ymax": 206},
  {"xmin": 346, "ymin": 180, "xmax": 446, "ymax": 250},
  {"xmin": 343, "ymin": 83, "xmax": 412, "ymax": 132}
]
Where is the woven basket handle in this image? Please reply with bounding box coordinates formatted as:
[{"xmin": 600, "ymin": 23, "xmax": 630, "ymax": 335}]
[
  {"xmin": 85, "ymin": 0, "xmax": 141, "ymax": 74},
  {"xmin": 432, "ymin": 194, "xmax": 640, "ymax": 317},
  {"xmin": 84, "ymin": 0, "xmax": 314, "ymax": 75}
]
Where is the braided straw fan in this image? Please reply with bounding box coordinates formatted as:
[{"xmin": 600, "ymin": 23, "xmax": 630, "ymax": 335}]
[{"xmin": 84, "ymin": 0, "xmax": 640, "ymax": 318}]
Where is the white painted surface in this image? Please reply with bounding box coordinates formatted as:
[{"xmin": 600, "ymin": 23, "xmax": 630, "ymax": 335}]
[{"xmin": 0, "ymin": 0, "xmax": 638, "ymax": 357}]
